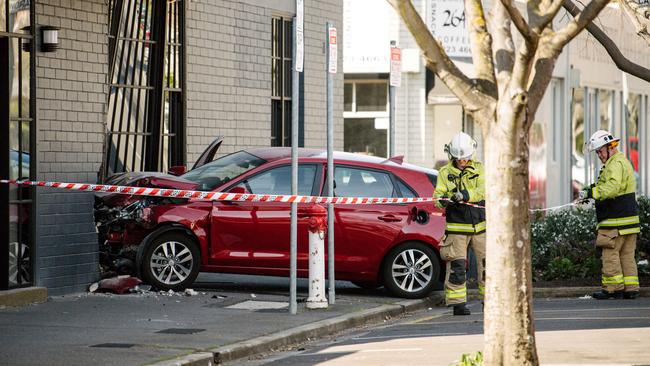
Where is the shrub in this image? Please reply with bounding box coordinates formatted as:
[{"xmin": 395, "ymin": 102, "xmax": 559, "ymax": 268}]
[
  {"xmin": 451, "ymin": 352, "xmax": 483, "ymax": 366},
  {"xmin": 530, "ymin": 196, "xmax": 649, "ymax": 281}
]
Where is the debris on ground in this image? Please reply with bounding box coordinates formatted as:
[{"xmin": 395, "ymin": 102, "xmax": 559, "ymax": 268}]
[
  {"xmin": 184, "ymin": 289, "xmax": 198, "ymax": 296},
  {"xmin": 89, "ymin": 276, "xmax": 142, "ymax": 294}
]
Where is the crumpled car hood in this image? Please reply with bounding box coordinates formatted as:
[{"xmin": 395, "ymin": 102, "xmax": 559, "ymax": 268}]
[{"xmin": 97, "ymin": 172, "xmax": 200, "ymax": 207}]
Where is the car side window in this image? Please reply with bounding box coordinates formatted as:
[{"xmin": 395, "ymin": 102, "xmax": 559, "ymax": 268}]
[
  {"xmin": 334, "ymin": 166, "xmax": 397, "ymax": 198},
  {"xmin": 236, "ymin": 165, "xmax": 316, "ymax": 196},
  {"xmin": 395, "ymin": 178, "xmax": 417, "ymax": 198}
]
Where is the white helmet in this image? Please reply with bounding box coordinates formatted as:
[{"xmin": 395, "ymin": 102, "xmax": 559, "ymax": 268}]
[
  {"xmin": 445, "ymin": 132, "xmax": 477, "ymax": 160},
  {"xmin": 584, "ymin": 130, "xmax": 620, "ymax": 153}
]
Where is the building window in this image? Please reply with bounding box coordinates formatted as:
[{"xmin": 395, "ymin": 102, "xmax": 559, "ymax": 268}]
[
  {"xmin": 343, "ymin": 80, "xmax": 389, "ymax": 157},
  {"xmin": 1, "ymin": 0, "xmax": 34, "ymax": 289},
  {"xmin": 103, "ymin": 0, "xmax": 185, "ymax": 177},
  {"xmin": 271, "ymin": 16, "xmax": 293, "ymax": 147}
]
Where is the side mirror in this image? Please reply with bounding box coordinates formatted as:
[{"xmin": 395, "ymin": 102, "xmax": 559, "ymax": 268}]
[
  {"xmin": 168, "ymin": 165, "xmax": 187, "ymax": 176},
  {"xmin": 227, "ymin": 186, "xmax": 250, "ymax": 194}
]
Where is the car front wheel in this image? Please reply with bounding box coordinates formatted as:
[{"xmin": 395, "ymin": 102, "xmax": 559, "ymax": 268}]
[
  {"xmin": 140, "ymin": 232, "xmax": 200, "ymax": 291},
  {"xmin": 382, "ymin": 242, "xmax": 440, "ymax": 299}
]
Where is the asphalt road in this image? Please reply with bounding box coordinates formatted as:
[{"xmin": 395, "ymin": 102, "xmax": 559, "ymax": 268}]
[{"xmin": 244, "ymin": 297, "xmax": 650, "ymax": 366}]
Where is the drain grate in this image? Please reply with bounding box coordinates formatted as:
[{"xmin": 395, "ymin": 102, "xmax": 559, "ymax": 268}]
[
  {"xmin": 156, "ymin": 328, "xmax": 206, "ymax": 335},
  {"xmin": 90, "ymin": 343, "xmax": 135, "ymax": 348}
]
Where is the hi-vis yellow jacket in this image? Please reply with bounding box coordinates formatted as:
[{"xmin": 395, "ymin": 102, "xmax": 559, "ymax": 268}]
[
  {"xmin": 434, "ymin": 160, "xmax": 486, "ymax": 235},
  {"xmin": 589, "ymin": 151, "xmax": 639, "ymax": 235}
]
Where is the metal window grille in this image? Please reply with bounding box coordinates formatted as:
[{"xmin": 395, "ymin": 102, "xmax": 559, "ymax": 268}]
[
  {"xmin": 271, "ymin": 17, "xmax": 292, "ymax": 147},
  {"xmin": 103, "ymin": 0, "xmax": 184, "ymax": 177}
]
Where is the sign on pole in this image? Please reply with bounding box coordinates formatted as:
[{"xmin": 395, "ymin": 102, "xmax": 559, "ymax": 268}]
[
  {"xmin": 328, "ymin": 26, "xmax": 337, "ymax": 73},
  {"xmin": 389, "ymin": 45, "xmax": 401, "ymax": 87},
  {"xmin": 296, "ymin": 0, "xmax": 304, "ymax": 72},
  {"xmin": 428, "ymin": 0, "xmax": 470, "ymax": 58}
]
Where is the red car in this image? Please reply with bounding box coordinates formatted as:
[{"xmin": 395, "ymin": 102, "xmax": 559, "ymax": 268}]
[{"xmin": 95, "ymin": 141, "xmax": 445, "ymax": 298}]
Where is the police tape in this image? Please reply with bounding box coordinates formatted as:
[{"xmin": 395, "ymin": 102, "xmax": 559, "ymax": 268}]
[
  {"xmin": 0, "ymin": 178, "xmax": 464, "ymax": 205},
  {"xmin": 1, "ymin": 179, "xmax": 585, "ymax": 211}
]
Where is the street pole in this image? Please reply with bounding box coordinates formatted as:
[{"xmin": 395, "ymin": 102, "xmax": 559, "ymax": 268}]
[
  {"xmin": 326, "ymin": 22, "xmax": 336, "ymax": 304},
  {"xmin": 389, "ymin": 41, "xmax": 396, "ymax": 157},
  {"xmin": 290, "ymin": 0, "xmax": 304, "ymax": 314}
]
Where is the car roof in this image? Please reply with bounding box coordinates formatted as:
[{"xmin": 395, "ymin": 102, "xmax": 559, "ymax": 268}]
[{"xmin": 243, "ymin": 147, "xmax": 437, "ymax": 176}]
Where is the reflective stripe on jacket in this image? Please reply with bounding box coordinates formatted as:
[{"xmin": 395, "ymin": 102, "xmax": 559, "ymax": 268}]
[
  {"xmin": 434, "ymin": 160, "xmax": 486, "ymax": 235},
  {"xmin": 591, "ymin": 151, "xmax": 639, "ymax": 234}
]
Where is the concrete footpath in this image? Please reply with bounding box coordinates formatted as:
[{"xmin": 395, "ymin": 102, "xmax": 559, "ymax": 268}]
[{"xmin": 0, "ymin": 274, "xmax": 647, "ymax": 366}]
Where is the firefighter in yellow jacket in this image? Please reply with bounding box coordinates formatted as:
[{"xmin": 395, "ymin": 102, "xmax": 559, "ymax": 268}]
[
  {"xmin": 434, "ymin": 132, "xmax": 485, "ymax": 315},
  {"xmin": 580, "ymin": 130, "xmax": 640, "ymax": 300}
]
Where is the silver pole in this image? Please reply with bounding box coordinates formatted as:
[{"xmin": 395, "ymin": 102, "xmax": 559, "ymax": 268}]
[
  {"xmin": 326, "ymin": 21, "xmax": 335, "ymax": 304},
  {"xmin": 290, "ymin": 17, "xmax": 299, "ymax": 315},
  {"xmin": 389, "ymin": 41, "xmax": 396, "ymax": 157},
  {"xmin": 389, "ymin": 85, "xmax": 396, "ymax": 157}
]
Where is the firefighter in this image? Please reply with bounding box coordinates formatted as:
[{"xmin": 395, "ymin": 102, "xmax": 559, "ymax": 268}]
[
  {"xmin": 580, "ymin": 130, "xmax": 640, "ymax": 300},
  {"xmin": 434, "ymin": 132, "xmax": 486, "ymax": 315}
]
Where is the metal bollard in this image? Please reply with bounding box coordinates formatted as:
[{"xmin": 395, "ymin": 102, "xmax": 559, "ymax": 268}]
[{"xmin": 299, "ymin": 204, "xmax": 328, "ymax": 309}]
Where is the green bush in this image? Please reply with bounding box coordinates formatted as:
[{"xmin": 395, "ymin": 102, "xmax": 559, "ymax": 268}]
[
  {"xmin": 531, "ymin": 196, "xmax": 649, "ymax": 281},
  {"xmin": 450, "ymin": 352, "xmax": 483, "ymax": 366}
]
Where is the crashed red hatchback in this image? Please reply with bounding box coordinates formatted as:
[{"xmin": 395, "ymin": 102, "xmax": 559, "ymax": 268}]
[{"xmin": 95, "ymin": 142, "xmax": 445, "ymax": 298}]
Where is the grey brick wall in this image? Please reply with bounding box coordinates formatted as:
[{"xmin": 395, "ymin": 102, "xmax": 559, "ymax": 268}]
[
  {"xmin": 185, "ymin": 0, "xmax": 343, "ymax": 164},
  {"xmin": 35, "ymin": 0, "xmax": 107, "ymax": 295}
]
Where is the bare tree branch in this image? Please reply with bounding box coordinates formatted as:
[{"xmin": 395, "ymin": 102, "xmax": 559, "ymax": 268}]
[
  {"xmin": 531, "ymin": 0, "xmax": 565, "ymax": 33},
  {"xmin": 526, "ymin": 31, "xmax": 563, "ymax": 118},
  {"xmin": 500, "ymin": 0, "xmax": 537, "ymax": 43},
  {"xmin": 553, "ymin": 0, "xmax": 610, "ymax": 48},
  {"xmin": 618, "ymin": 0, "xmax": 650, "ymax": 46},
  {"xmin": 465, "ymin": 0, "xmax": 497, "ymax": 96},
  {"xmin": 386, "ymin": 0, "xmax": 494, "ymax": 112},
  {"xmin": 490, "ymin": 2, "xmax": 515, "ymax": 98},
  {"xmin": 561, "ymin": 0, "xmax": 650, "ymax": 83}
]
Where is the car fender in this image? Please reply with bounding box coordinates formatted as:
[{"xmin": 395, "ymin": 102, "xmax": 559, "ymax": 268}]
[{"xmin": 135, "ymin": 223, "xmax": 200, "ymax": 279}]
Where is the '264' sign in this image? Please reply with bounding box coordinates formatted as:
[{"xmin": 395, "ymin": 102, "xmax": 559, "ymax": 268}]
[{"xmin": 428, "ymin": 0, "xmax": 471, "ymax": 58}]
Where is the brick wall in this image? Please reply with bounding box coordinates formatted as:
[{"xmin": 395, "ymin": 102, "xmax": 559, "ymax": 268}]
[
  {"xmin": 35, "ymin": 0, "xmax": 107, "ymax": 295},
  {"xmin": 185, "ymin": 0, "xmax": 343, "ymax": 163}
]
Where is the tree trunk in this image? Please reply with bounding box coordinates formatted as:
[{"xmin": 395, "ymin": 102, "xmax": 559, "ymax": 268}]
[{"xmin": 482, "ymin": 101, "xmax": 538, "ymax": 365}]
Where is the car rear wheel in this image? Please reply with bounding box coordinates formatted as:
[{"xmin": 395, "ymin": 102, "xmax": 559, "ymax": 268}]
[
  {"xmin": 382, "ymin": 242, "xmax": 440, "ymax": 299},
  {"xmin": 140, "ymin": 232, "xmax": 200, "ymax": 291}
]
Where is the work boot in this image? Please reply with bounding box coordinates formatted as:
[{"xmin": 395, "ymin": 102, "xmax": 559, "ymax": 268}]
[
  {"xmin": 592, "ymin": 290, "xmax": 624, "ymax": 300},
  {"xmin": 453, "ymin": 304, "xmax": 471, "ymax": 315},
  {"xmin": 624, "ymin": 291, "xmax": 639, "ymax": 299}
]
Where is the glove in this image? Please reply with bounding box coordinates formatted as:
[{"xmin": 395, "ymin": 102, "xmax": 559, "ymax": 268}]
[
  {"xmin": 451, "ymin": 191, "xmax": 464, "ymax": 203},
  {"xmin": 578, "ymin": 188, "xmax": 592, "ymax": 200}
]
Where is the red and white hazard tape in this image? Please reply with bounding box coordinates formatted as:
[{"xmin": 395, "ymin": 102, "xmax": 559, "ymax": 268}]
[{"xmin": 0, "ymin": 179, "xmax": 454, "ymax": 205}]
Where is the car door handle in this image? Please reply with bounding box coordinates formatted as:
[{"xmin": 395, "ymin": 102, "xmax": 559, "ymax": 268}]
[{"xmin": 377, "ymin": 215, "xmax": 402, "ymax": 222}]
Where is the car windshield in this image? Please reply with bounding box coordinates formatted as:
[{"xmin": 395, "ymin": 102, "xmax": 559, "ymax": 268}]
[{"xmin": 182, "ymin": 151, "xmax": 266, "ymax": 191}]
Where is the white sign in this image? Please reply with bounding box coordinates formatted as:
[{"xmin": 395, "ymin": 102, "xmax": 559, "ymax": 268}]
[
  {"xmin": 328, "ymin": 26, "xmax": 338, "ymax": 73},
  {"xmin": 390, "ymin": 46, "xmax": 401, "ymax": 87},
  {"xmin": 343, "ymin": 0, "xmax": 393, "ymax": 73},
  {"xmin": 296, "ymin": 0, "xmax": 304, "ymax": 72},
  {"xmin": 428, "ymin": 0, "xmax": 471, "ymax": 58}
]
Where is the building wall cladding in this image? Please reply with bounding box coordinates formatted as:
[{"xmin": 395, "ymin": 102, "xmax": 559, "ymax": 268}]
[
  {"xmin": 185, "ymin": 0, "xmax": 343, "ymax": 163},
  {"xmin": 35, "ymin": 0, "xmax": 107, "ymax": 295}
]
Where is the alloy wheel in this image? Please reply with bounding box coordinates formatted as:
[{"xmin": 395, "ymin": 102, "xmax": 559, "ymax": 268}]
[
  {"xmin": 391, "ymin": 248, "xmax": 433, "ymax": 293},
  {"xmin": 149, "ymin": 240, "xmax": 194, "ymax": 285}
]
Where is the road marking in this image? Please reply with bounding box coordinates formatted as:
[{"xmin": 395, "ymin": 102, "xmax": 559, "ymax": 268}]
[
  {"xmin": 359, "ymin": 348, "xmax": 423, "ymax": 353},
  {"xmin": 355, "ymin": 332, "xmax": 466, "ymax": 340},
  {"xmin": 537, "ymin": 316, "xmax": 650, "ymax": 321},
  {"xmin": 535, "ymin": 307, "xmax": 650, "ymax": 313}
]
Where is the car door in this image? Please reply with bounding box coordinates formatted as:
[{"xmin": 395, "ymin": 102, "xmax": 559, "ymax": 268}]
[
  {"xmin": 329, "ymin": 165, "xmax": 413, "ymax": 279},
  {"xmin": 209, "ymin": 164, "xmax": 321, "ymax": 272}
]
